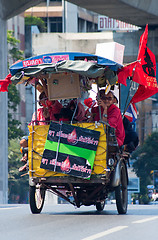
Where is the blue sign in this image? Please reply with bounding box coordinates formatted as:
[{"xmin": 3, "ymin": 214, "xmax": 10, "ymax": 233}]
[{"xmin": 43, "ymin": 56, "xmax": 52, "ymax": 63}]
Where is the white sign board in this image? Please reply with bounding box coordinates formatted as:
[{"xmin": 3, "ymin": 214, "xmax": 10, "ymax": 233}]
[
  {"xmin": 98, "ymin": 16, "xmax": 140, "ymax": 31},
  {"xmin": 96, "ymin": 42, "xmax": 125, "ymax": 65},
  {"xmin": 128, "ymin": 178, "xmax": 140, "ymax": 193}
]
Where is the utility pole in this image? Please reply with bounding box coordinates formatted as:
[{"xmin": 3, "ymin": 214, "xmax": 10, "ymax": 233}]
[
  {"xmin": 62, "ymin": 0, "xmax": 66, "ymax": 33},
  {"xmin": 0, "ymin": 18, "xmax": 8, "ymax": 203}
]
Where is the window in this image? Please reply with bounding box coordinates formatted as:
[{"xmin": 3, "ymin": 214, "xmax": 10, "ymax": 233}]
[
  {"xmin": 50, "ymin": 17, "xmax": 62, "ymax": 32},
  {"xmin": 42, "ymin": 17, "xmax": 62, "ymax": 32}
]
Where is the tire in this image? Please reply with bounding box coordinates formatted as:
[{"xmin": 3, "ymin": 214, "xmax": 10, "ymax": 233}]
[
  {"xmin": 29, "ymin": 184, "xmax": 46, "ymax": 214},
  {"xmin": 96, "ymin": 200, "xmax": 105, "ymax": 211},
  {"xmin": 115, "ymin": 162, "xmax": 128, "ymax": 214}
]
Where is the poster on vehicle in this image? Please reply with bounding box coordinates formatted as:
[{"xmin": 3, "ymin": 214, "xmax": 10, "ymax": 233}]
[{"xmin": 40, "ymin": 122, "xmax": 100, "ymax": 179}]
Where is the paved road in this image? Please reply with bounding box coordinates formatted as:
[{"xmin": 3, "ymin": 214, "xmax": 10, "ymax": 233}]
[{"xmin": 0, "ymin": 203, "xmax": 157, "ymax": 240}]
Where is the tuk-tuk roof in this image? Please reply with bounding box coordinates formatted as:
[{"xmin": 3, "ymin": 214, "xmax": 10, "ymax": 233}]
[{"xmin": 9, "ymin": 52, "xmax": 122, "ymax": 76}]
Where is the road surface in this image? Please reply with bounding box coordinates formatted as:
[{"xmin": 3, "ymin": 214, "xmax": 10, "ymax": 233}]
[{"xmin": 0, "ymin": 203, "xmax": 157, "ymax": 240}]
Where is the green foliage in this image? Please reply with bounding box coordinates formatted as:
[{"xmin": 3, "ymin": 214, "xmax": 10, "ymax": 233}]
[
  {"xmin": 8, "ymin": 116, "xmax": 24, "ymax": 140},
  {"xmin": 25, "ymin": 15, "xmax": 46, "ymax": 32},
  {"xmin": 7, "ymin": 31, "xmax": 24, "ymax": 140},
  {"xmin": 132, "ymin": 132, "xmax": 158, "ymax": 203},
  {"xmin": 8, "ymin": 84, "xmax": 23, "ymax": 139},
  {"xmin": 7, "ymin": 30, "xmax": 24, "ymax": 62},
  {"xmin": 7, "ymin": 31, "xmax": 27, "ymax": 203},
  {"xmin": 8, "ymin": 139, "xmax": 29, "ymax": 203},
  {"xmin": 8, "ymin": 84, "xmax": 20, "ymax": 111}
]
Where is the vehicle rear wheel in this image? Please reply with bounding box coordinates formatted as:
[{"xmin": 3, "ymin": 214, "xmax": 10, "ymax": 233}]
[
  {"xmin": 96, "ymin": 200, "xmax": 105, "ymax": 211},
  {"xmin": 29, "ymin": 184, "xmax": 46, "ymax": 214},
  {"xmin": 115, "ymin": 161, "xmax": 128, "ymax": 214}
]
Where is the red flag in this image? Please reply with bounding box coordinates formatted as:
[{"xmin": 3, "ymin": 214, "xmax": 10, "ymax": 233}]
[
  {"xmin": 117, "ymin": 61, "xmax": 137, "ymax": 86},
  {"xmin": 131, "ymin": 24, "xmax": 158, "ymax": 103},
  {"xmin": 0, "ymin": 73, "xmax": 12, "ymax": 92},
  {"xmin": 132, "ymin": 24, "xmax": 157, "ymax": 88},
  {"xmin": 133, "ymin": 47, "xmax": 157, "ymax": 88},
  {"xmin": 131, "ymin": 85, "xmax": 158, "ymax": 103},
  {"xmin": 138, "ymin": 24, "xmax": 148, "ymax": 60}
]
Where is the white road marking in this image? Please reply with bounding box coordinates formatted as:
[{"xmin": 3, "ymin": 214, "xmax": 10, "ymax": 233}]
[
  {"xmin": 81, "ymin": 226, "xmax": 128, "ymax": 240},
  {"xmin": 132, "ymin": 216, "xmax": 158, "ymax": 224},
  {"xmin": 0, "ymin": 207, "xmax": 22, "ymax": 210}
]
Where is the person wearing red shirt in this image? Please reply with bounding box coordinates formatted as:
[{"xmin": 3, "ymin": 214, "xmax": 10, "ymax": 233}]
[
  {"xmin": 31, "ymin": 91, "xmax": 62, "ymax": 125},
  {"xmin": 91, "ymin": 91, "xmax": 125, "ymax": 147}
]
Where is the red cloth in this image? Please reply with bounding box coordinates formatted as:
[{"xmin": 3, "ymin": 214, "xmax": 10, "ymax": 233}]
[
  {"xmin": 75, "ymin": 102, "xmax": 87, "ymax": 122},
  {"xmin": 31, "ymin": 108, "xmax": 47, "ymax": 125},
  {"xmin": 92, "ymin": 104, "xmax": 125, "ymax": 147},
  {"xmin": 0, "ymin": 73, "xmax": 12, "ymax": 92}
]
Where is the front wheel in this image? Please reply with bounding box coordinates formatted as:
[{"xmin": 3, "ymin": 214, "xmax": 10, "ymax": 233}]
[
  {"xmin": 96, "ymin": 200, "xmax": 106, "ymax": 211},
  {"xmin": 29, "ymin": 184, "xmax": 46, "ymax": 214},
  {"xmin": 115, "ymin": 161, "xmax": 128, "ymax": 214}
]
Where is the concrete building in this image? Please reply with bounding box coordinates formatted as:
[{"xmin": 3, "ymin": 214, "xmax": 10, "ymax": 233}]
[{"xmin": 25, "ymin": 0, "xmax": 98, "ymax": 33}]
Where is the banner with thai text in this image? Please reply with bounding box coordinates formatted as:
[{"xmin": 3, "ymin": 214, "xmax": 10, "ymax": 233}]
[{"xmin": 40, "ymin": 122, "xmax": 100, "ymax": 179}]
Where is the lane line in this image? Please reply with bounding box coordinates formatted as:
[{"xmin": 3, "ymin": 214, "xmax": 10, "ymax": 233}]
[
  {"xmin": 81, "ymin": 226, "xmax": 128, "ymax": 240},
  {"xmin": 0, "ymin": 207, "xmax": 22, "ymax": 210},
  {"xmin": 132, "ymin": 216, "xmax": 158, "ymax": 224}
]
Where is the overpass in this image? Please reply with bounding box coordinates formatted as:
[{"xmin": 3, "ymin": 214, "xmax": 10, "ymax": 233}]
[
  {"xmin": 0, "ymin": 0, "xmax": 158, "ymax": 204},
  {"xmin": 1, "ymin": 0, "xmax": 158, "ymax": 27},
  {"xmin": 68, "ymin": 0, "xmax": 158, "ymax": 27}
]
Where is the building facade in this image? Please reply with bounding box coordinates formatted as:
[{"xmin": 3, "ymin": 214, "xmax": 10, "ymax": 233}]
[{"xmin": 25, "ymin": 0, "xmax": 98, "ymax": 33}]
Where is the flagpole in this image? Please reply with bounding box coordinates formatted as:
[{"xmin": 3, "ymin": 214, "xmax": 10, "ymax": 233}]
[
  {"xmin": 123, "ymin": 80, "xmax": 133, "ymax": 117},
  {"xmin": 123, "ymin": 60, "xmax": 138, "ymax": 68},
  {"xmin": 97, "ymin": 83, "xmax": 102, "ymax": 120}
]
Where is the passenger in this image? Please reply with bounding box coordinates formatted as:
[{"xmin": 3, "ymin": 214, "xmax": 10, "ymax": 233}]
[
  {"xmin": 31, "ymin": 91, "xmax": 62, "ymax": 125},
  {"xmin": 54, "ymin": 107, "xmax": 74, "ymax": 122},
  {"xmin": 19, "ymin": 136, "xmax": 28, "ymax": 172},
  {"xmin": 73, "ymin": 101, "xmax": 86, "ymax": 122},
  {"xmin": 89, "ymin": 90, "xmax": 125, "ymax": 147},
  {"xmin": 55, "ymin": 99, "xmax": 86, "ymax": 122},
  {"xmin": 123, "ymin": 116, "xmax": 139, "ymax": 153}
]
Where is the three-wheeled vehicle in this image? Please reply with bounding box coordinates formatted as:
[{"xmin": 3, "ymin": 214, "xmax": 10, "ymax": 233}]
[{"xmin": 10, "ymin": 52, "xmax": 129, "ymax": 214}]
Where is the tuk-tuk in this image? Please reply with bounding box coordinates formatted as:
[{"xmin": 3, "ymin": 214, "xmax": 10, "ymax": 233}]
[{"xmin": 9, "ymin": 52, "xmax": 129, "ymax": 214}]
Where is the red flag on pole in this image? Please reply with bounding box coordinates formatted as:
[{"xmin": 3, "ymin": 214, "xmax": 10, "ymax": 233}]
[
  {"xmin": 132, "ymin": 24, "xmax": 157, "ymax": 88},
  {"xmin": 131, "ymin": 24, "xmax": 158, "ymax": 103}
]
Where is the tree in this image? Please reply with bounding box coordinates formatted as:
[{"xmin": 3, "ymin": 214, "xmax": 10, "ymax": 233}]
[
  {"xmin": 7, "ymin": 30, "xmax": 24, "ymax": 64},
  {"xmin": 25, "ymin": 15, "xmax": 46, "ymax": 32},
  {"xmin": 7, "ymin": 31, "xmax": 28, "ymax": 203},
  {"xmin": 7, "ymin": 30, "xmax": 24, "ymax": 140},
  {"xmin": 8, "ymin": 139, "xmax": 28, "ymax": 203},
  {"xmin": 132, "ymin": 132, "xmax": 158, "ymax": 203}
]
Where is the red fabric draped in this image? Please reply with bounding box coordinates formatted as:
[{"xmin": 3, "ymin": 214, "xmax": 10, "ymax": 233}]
[{"xmin": 0, "ymin": 74, "xmax": 12, "ymax": 92}]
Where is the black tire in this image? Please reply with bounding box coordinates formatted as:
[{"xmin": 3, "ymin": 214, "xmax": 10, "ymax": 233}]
[
  {"xmin": 115, "ymin": 162, "xmax": 128, "ymax": 214},
  {"xmin": 29, "ymin": 184, "xmax": 46, "ymax": 214},
  {"xmin": 96, "ymin": 200, "xmax": 105, "ymax": 211}
]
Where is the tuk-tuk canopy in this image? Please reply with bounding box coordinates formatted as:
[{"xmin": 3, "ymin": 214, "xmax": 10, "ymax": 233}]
[
  {"xmin": 10, "ymin": 52, "xmax": 122, "ymax": 86},
  {"xmin": 10, "ymin": 52, "xmax": 122, "ymax": 74}
]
